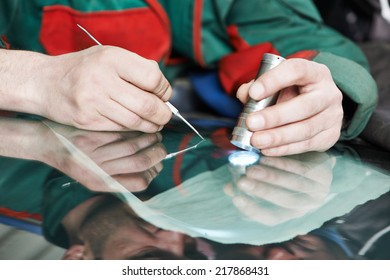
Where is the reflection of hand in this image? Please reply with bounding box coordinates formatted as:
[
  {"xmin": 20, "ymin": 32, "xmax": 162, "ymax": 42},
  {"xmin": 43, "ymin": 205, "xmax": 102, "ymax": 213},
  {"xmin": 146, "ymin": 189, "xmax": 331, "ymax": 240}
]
[
  {"xmin": 237, "ymin": 59, "xmax": 343, "ymax": 156},
  {"xmin": 0, "ymin": 117, "xmax": 57, "ymax": 161},
  {"xmin": 0, "ymin": 117, "xmax": 166, "ymax": 192},
  {"xmin": 1, "ymin": 47, "xmax": 172, "ymax": 132},
  {"xmin": 46, "ymin": 123, "xmax": 167, "ymax": 192},
  {"xmin": 225, "ymin": 152, "xmax": 334, "ymax": 225}
]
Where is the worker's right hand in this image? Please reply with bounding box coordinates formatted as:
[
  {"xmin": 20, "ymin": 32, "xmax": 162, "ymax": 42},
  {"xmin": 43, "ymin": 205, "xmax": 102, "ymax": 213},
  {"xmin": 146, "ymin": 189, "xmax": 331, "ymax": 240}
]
[{"xmin": 37, "ymin": 46, "xmax": 173, "ymax": 132}]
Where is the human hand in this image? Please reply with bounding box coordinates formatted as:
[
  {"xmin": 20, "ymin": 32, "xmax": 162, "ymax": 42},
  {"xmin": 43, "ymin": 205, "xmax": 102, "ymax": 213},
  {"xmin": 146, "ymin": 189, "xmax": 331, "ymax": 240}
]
[
  {"xmin": 225, "ymin": 152, "xmax": 334, "ymax": 225},
  {"xmin": 237, "ymin": 59, "xmax": 343, "ymax": 156},
  {"xmin": 37, "ymin": 46, "xmax": 172, "ymax": 132}
]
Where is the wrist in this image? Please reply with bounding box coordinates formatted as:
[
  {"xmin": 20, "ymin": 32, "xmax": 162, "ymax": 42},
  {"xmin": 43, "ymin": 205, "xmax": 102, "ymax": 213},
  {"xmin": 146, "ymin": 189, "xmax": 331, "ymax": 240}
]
[{"xmin": 0, "ymin": 49, "xmax": 55, "ymax": 116}]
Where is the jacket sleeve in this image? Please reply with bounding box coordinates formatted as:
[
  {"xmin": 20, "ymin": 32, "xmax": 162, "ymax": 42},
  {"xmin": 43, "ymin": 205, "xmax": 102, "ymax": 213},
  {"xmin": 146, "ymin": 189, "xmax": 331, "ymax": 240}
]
[
  {"xmin": 0, "ymin": 0, "xmax": 19, "ymax": 35},
  {"xmin": 189, "ymin": 0, "xmax": 378, "ymax": 140},
  {"xmin": 0, "ymin": 0, "xmax": 19, "ymax": 48}
]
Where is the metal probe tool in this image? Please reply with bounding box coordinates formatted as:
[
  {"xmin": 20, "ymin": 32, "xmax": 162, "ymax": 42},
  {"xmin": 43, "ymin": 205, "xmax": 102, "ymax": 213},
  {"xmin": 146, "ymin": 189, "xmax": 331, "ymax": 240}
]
[{"xmin": 77, "ymin": 24, "xmax": 204, "ymax": 140}]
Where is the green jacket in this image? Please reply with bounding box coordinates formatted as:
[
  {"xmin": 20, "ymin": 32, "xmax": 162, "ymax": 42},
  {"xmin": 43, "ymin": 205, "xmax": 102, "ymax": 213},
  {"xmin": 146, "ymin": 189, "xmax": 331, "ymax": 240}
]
[{"xmin": 0, "ymin": 0, "xmax": 378, "ymax": 139}]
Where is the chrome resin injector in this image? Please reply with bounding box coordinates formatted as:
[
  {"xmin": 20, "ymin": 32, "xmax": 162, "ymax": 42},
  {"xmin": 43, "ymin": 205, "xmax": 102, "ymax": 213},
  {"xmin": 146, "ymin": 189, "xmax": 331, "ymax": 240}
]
[{"xmin": 231, "ymin": 53, "xmax": 285, "ymax": 152}]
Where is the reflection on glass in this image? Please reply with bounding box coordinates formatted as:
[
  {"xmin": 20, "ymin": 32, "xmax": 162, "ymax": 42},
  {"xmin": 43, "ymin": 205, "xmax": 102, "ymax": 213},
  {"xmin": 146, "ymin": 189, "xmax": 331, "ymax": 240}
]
[
  {"xmin": 228, "ymin": 151, "xmax": 260, "ymax": 167},
  {"xmin": 1, "ymin": 116, "xmax": 390, "ymax": 260},
  {"xmin": 139, "ymin": 151, "xmax": 390, "ymax": 247},
  {"xmin": 57, "ymin": 194, "xmax": 208, "ymax": 260},
  {"xmin": 164, "ymin": 139, "xmax": 205, "ymax": 160},
  {"xmin": 43, "ymin": 120, "xmax": 168, "ymax": 193}
]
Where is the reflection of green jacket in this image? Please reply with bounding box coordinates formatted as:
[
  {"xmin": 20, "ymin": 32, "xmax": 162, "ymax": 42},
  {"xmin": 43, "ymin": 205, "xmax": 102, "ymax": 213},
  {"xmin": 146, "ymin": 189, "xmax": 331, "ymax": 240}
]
[
  {"xmin": 0, "ymin": 155, "xmax": 96, "ymax": 248},
  {"xmin": 0, "ymin": 158, "xmax": 53, "ymax": 216},
  {"xmin": 42, "ymin": 175, "xmax": 96, "ymax": 248},
  {"xmin": 0, "ymin": 0, "xmax": 377, "ymax": 139}
]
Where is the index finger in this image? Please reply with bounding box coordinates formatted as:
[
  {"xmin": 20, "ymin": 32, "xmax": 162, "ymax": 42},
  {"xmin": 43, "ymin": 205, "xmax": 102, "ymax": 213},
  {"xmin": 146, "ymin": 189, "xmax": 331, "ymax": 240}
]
[{"xmin": 248, "ymin": 59, "xmax": 328, "ymax": 100}]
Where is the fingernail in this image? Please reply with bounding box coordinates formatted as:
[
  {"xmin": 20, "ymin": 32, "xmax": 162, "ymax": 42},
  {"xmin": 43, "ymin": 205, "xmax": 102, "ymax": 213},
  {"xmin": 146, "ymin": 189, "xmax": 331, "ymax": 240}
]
[
  {"xmin": 238, "ymin": 180, "xmax": 255, "ymax": 191},
  {"xmin": 247, "ymin": 114, "xmax": 264, "ymax": 130},
  {"xmin": 249, "ymin": 82, "xmax": 264, "ymax": 100}
]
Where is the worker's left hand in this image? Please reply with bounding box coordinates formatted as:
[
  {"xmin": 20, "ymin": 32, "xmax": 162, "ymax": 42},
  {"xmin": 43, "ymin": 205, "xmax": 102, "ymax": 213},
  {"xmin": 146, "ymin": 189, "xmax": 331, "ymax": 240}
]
[{"xmin": 237, "ymin": 58, "xmax": 343, "ymax": 156}]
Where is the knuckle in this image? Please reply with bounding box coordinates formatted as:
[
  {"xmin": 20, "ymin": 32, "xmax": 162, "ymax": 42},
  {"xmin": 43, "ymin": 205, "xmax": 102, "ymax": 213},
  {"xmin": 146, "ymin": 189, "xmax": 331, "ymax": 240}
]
[
  {"xmin": 336, "ymin": 107, "xmax": 344, "ymax": 122},
  {"xmin": 280, "ymin": 145, "xmax": 290, "ymax": 155},
  {"xmin": 94, "ymin": 46, "xmax": 113, "ymax": 63},
  {"xmin": 145, "ymin": 133, "xmax": 160, "ymax": 145},
  {"xmin": 157, "ymin": 81, "xmax": 171, "ymax": 100},
  {"xmin": 266, "ymin": 131, "xmax": 280, "ymax": 147},
  {"xmin": 74, "ymin": 90, "xmax": 97, "ymax": 110},
  {"xmin": 317, "ymin": 63, "xmax": 331, "ymax": 76},
  {"xmin": 251, "ymin": 133, "xmax": 262, "ymax": 148},
  {"xmin": 287, "ymin": 58, "xmax": 301, "ymax": 71},
  {"xmin": 70, "ymin": 100, "xmax": 95, "ymax": 126},
  {"xmin": 72, "ymin": 113, "xmax": 94, "ymax": 128},
  {"xmin": 303, "ymin": 138, "xmax": 314, "ymax": 152},
  {"xmin": 302, "ymin": 122, "xmax": 316, "ymax": 140},
  {"xmin": 302, "ymin": 96, "xmax": 322, "ymax": 116},
  {"xmin": 262, "ymin": 111, "xmax": 278, "ymax": 128},
  {"xmin": 146, "ymin": 60, "xmax": 162, "ymax": 89},
  {"xmin": 330, "ymin": 129, "xmax": 341, "ymax": 145},
  {"xmin": 72, "ymin": 135, "xmax": 99, "ymax": 149},
  {"xmin": 126, "ymin": 114, "xmax": 143, "ymax": 129},
  {"xmin": 256, "ymin": 77, "xmax": 273, "ymax": 97},
  {"xmin": 133, "ymin": 154, "xmax": 153, "ymax": 171},
  {"xmin": 148, "ymin": 59, "xmax": 160, "ymax": 70},
  {"xmin": 140, "ymin": 98, "xmax": 159, "ymax": 119},
  {"xmin": 310, "ymin": 129, "xmax": 340, "ymax": 153},
  {"xmin": 327, "ymin": 106, "xmax": 344, "ymax": 130},
  {"xmin": 287, "ymin": 59, "xmax": 308, "ymax": 78},
  {"xmin": 126, "ymin": 142, "xmax": 140, "ymax": 155},
  {"xmin": 333, "ymin": 89, "xmax": 343, "ymax": 104}
]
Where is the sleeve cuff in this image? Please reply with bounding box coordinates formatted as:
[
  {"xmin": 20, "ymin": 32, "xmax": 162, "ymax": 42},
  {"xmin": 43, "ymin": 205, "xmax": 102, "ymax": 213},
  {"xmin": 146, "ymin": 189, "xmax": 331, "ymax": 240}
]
[{"xmin": 313, "ymin": 52, "xmax": 378, "ymax": 140}]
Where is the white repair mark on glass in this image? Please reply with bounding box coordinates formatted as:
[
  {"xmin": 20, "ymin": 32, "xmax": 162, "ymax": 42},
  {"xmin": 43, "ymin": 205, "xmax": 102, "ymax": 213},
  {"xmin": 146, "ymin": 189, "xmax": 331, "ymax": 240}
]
[{"xmin": 164, "ymin": 139, "xmax": 205, "ymax": 160}]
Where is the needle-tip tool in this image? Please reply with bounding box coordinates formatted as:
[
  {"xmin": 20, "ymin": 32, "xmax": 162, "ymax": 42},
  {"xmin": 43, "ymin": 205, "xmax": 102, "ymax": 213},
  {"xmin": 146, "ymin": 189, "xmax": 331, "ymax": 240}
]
[{"xmin": 165, "ymin": 102, "xmax": 204, "ymax": 140}]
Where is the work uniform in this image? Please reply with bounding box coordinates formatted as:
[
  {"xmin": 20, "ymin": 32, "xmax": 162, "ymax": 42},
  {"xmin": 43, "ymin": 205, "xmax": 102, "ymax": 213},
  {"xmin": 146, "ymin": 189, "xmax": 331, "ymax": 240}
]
[
  {"xmin": 0, "ymin": 159, "xmax": 52, "ymax": 221},
  {"xmin": 0, "ymin": 0, "xmax": 378, "ymax": 139}
]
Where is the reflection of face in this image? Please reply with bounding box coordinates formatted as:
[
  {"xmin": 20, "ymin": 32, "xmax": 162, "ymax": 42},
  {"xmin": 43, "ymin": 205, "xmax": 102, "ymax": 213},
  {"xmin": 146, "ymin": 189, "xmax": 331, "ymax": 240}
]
[
  {"xmin": 215, "ymin": 235, "xmax": 347, "ymax": 260},
  {"xmin": 264, "ymin": 235, "xmax": 347, "ymax": 260},
  {"xmin": 78, "ymin": 197, "xmax": 201, "ymax": 259}
]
